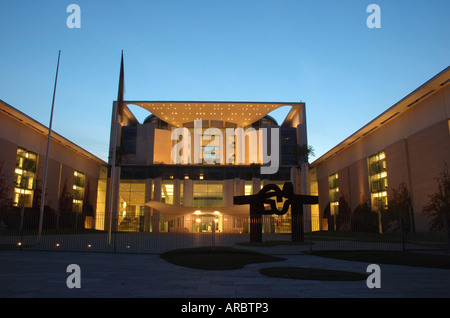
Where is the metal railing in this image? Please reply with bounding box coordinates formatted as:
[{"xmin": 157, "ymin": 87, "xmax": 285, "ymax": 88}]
[{"xmin": 1, "ymin": 209, "xmax": 449, "ymax": 255}]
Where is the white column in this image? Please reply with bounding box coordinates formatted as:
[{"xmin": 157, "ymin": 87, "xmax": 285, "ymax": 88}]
[
  {"xmin": 183, "ymin": 179, "xmax": 193, "ymax": 207},
  {"xmin": 152, "ymin": 177, "xmax": 162, "ymax": 233},
  {"xmin": 252, "ymin": 177, "xmax": 261, "ymax": 194},
  {"xmin": 222, "ymin": 179, "xmax": 234, "ymax": 207},
  {"xmin": 144, "ymin": 178, "xmax": 153, "ymax": 232}
]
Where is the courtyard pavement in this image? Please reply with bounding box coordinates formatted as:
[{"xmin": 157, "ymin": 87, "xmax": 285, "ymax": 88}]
[
  {"xmin": 1, "ymin": 231, "xmax": 449, "ymax": 313},
  {"xmin": 0, "ymin": 248, "xmax": 449, "ymax": 300}
]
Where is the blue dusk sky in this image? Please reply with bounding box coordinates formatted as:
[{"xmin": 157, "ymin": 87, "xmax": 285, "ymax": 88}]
[{"xmin": 0, "ymin": 0, "xmax": 449, "ymax": 162}]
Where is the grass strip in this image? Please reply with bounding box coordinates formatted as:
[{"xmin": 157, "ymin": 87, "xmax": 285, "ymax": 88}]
[
  {"xmin": 236, "ymin": 240, "xmax": 313, "ymax": 247},
  {"xmin": 259, "ymin": 267, "xmax": 368, "ymax": 281},
  {"xmin": 309, "ymin": 250, "xmax": 450, "ymax": 269},
  {"xmin": 160, "ymin": 246, "xmax": 285, "ymax": 270}
]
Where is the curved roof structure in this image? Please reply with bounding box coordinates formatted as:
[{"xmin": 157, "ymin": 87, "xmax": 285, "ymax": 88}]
[
  {"xmin": 125, "ymin": 101, "xmax": 301, "ymax": 127},
  {"xmin": 145, "ymin": 200, "xmax": 251, "ymax": 221}
]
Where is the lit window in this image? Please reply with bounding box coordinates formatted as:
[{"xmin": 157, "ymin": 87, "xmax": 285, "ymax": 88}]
[
  {"xmin": 73, "ymin": 171, "xmax": 85, "ymax": 213},
  {"xmin": 161, "ymin": 181, "xmax": 174, "ymax": 204},
  {"xmin": 13, "ymin": 147, "xmax": 37, "ymax": 208},
  {"xmin": 368, "ymin": 151, "xmax": 388, "ymax": 210},
  {"xmin": 328, "ymin": 173, "xmax": 339, "ymax": 215}
]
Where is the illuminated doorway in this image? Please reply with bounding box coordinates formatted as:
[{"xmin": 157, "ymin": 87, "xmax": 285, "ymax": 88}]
[{"xmin": 192, "ymin": 212, "xmax": 222, "ymax": 233}]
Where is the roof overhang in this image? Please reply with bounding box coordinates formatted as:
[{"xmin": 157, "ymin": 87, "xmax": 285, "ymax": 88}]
[
  {"xmin": 145, "ymin": 200, "xmax": 251, "ymax": 221},
  {"xmin": 124, "ymin": 101, "xmax": 302, "ymax": 127},
  {"xmin": 311, "ymin": 66, "xmax": 450, "ymax": 167},
  {"xmin": 0, "ymin": 99, "xmax": 106, "ymax": 165}
]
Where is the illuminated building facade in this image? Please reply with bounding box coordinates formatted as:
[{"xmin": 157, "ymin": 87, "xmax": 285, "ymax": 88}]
[
  {"xmin": 310, "ymin": 66, "xmax": 450, "ymax": 232},
  {"xmin": 0, "ymin": 99, "xmax": 105, "ymax": 229},
  {"xmin": 102, "ymin": 101, "xmax": 313, "ymax": 234}
]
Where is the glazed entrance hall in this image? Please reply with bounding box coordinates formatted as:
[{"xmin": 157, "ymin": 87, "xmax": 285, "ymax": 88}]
[
  {"xmin": 111, "ymin": 167, "xmax": 296, "ymax": 234},
  {"xmin": 96, "ymin": 101, "xmax": 314, "ymax": 235}
]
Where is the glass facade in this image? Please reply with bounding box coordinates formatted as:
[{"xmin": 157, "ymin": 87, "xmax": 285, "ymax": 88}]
[
  {"xmin": 72, "ymin": 171, "xmax": 85, "ymax": 213},
  {"xmin": 102, "ymin": 165, "xmax": 294, "ymax": 234},
  {"xmin": 161, "ymin": 180, "xmax": 174, "ymax": 204},
  {"xmin": 368, "ymin": 151, "xmax": 388, "ymax": 210},
  {"xmin": 95, "ymin": 165, "xmax": 107, "ymax": 230},
  {"xmin": 192, "ymin": 211, "xmax": 222, "ymax": 233},
  {"xmin": 118, "ymin": 179, "xmax": 146, "ymax": 231},
  {"xmin": 328, "ymin": 173, "xmax": 339, "ymax": 215},
  {"xmin": 102, "ymin": 108, "xmax": 303, "ymax": 234},
  {"xmin": 121, "ymin": 126, "xmax": 137, "ymax": 154},
  {"xmin": 13, "ymin": 147, "xmax": 37, "ymax": 208},
  {"xmin": 193, "ymin": 180, "xmax": 223, "ymax": 207},
  {"xmin": 280, "ymin": 127, "xmax": 297, "ymax": 165}
]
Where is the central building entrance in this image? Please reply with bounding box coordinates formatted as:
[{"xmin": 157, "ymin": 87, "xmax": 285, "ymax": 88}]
[{"xmin": 192, "ymin": 212, "xmax": 222, "ymax": 233}]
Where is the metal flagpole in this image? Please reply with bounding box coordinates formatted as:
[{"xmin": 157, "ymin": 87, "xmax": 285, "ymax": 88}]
[
  {"xmin": 107, "ymin": 103, "xmax": 118, "ymax": 246},
  {"xmin": 37, "ymin": 50, "xmax": 61, "ymax": 244},
  {"xmin": 108, "ymin": 51, "xmax": 124, "ymax": 247}
]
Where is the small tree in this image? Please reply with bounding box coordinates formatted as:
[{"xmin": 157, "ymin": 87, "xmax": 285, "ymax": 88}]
[
  {"xmin": 336, "ymin": 196, "xmax": 351, "ymax": 231},
  {"xmin": 386, "ymin": 182, "xmax": 412, "ymax": 233},
  {"xmin": 295, "ymin": 144, "xmax": 314, "ymax": 166},
  {"xmin": 351, "ymin": 201, "xmax": 378, "ymax": 232},
  {"xmin": 423, "ymin": 167, "xmax": 450, "ymax": 231},
  {"xmin": 0, "ymin": 161, "xmax": 12, "ymax": 209},
  {"xmin": 58, "ymin": 181, "xmax": 74, "ymax": 229},
  {"xmin": 0, "ymin": 162, "xmax": 13, "ymax": 230},
  {"xmin": 322, "ymin": 202, "xmax": 332, "ymax": 231}
]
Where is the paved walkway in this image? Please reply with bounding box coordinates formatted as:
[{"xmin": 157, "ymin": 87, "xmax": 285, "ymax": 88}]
[{"xmin": 0, "ymin": 249, "xmax": 449, "ymax": 299}]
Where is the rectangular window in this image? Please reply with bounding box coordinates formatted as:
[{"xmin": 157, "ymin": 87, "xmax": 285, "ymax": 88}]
[
  {"xmin": 280, "ymin": 127, "xmax": 297, "ymax": 165},
  {"xmin": 202, "ymin": 146, "xmax": 220, "ymax": 160},
  {"xmin": 161, "ymin": 180, "xmax": 174, "ymax": 205},
  {"xmin": 118, "ymin": 179, "xmax": 146, "ymax": 231},
  {"xmin": 328, "ymin": 173, "xmax": 339, "ymax": 215},
  {"xmin": 193, "ymin": 180, "xmax": 223, "ymax": 207},
  {"xmin": 121, "ymin": 126, "xmax": 137, "ymax": 154},
  {"xmin": 368, "ymin": 151, "xmax": 388, "ymax": 210},
  {"xmin": 95, "ymin": 165, "xmax": 108, "ymax": 230},
  {"xmin": 13, "ymin": 147, "xmax": 38, "ymax": 208},
  {"xmin": 73, "ymin": 171, "xmax": 85, "ymax": 213}
]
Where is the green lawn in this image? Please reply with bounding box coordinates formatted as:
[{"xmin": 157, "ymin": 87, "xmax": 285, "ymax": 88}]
[
  {"xmin": 304, "ymin": 230, "xmax": 448, "ymax": 249},
  {"xmin": 160, "ymin": 246, "xmax": 285, "ymax": 270},
  {"xmin": 259, "ymin": 267, "xmax": 368, "ymax": 281},
  {"xmin": 236, "ymin": 240, "xmax": 313, "ymax": 247},
  {"xmin": 309, "ymin": 250, "xmax": 450, "ymax": 269}
]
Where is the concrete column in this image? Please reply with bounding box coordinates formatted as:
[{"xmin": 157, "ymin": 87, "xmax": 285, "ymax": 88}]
[
  {"xmin": 183, "ymin": 179, "xmax": 193, "ymax": 207},
  {"xmin": 301, "ymin": 163, "xmax": 312, "ymax": 233},
  {"xmin": 112, "ymin": 166, "xmax": 121, "ymax": 232},
  {"xmin": 235, "ymin": 178, "xmax": 244, "ymax": 196},
  {"xmin": 252, "ymin": 177, "xmax": 261, "ymax": 194},
  {"xmin": 222, "ymin": 179, "xmax": 234, "ymax": 207},
  {"xmin": 152, "ymin": 177, "xmax": 162, "ymax": 232},
  {"xmin": 144, "ymin": 178, "xmax": 153, "ymax": 232},
  {"xmin": 173, "ymin": 178, "xmax": 181, "ymax": 206}
]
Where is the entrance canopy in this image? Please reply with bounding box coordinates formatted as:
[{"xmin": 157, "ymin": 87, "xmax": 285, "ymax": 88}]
[
  {"xmin": 126, "ymin": 101, "xmax": 301, "ymax": 127},
  {"xmin": 145, "ymin": 200, "xmax": 250, "ymax": 218}
]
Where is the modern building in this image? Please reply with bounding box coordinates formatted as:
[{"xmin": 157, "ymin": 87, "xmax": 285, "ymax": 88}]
[
  {"xmin": 0, "ymin": 99, "xmax": 106, "ymax": 229},
  {"xmin": 310, "ymin": 66, "xmax": 450, "ymax": 232},
  {"xmin": 101, "ymin": 101, "xmax": 312, "ymax": 234},
  {"xmin": 4, "ymin": 65, "xmax": 448, "ymax": 237}
]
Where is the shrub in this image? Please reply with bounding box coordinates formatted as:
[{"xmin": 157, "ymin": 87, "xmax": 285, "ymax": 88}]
[
  {"xmin": 423, "ymin": 167, "xmax": 450, "ymax": 231},
  {"xmin": 351, "ymin": 201, "xmax": 378, "ymax": 232}
]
